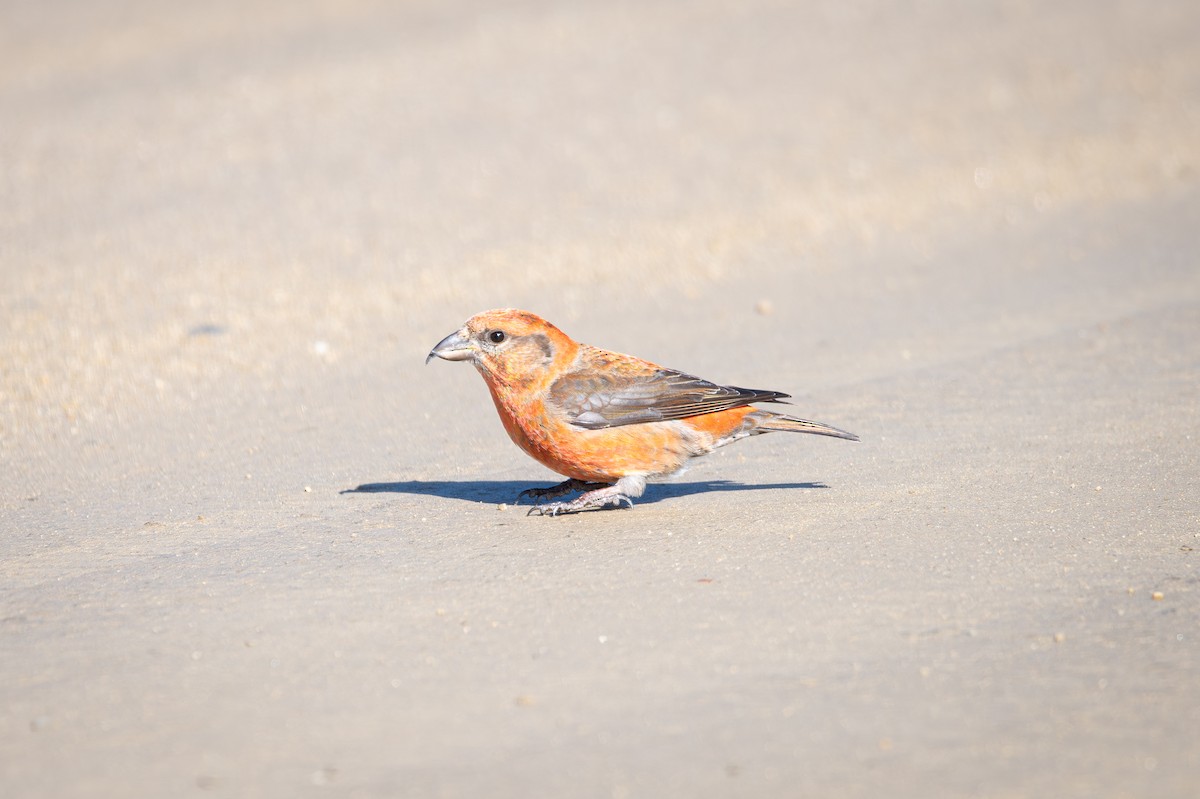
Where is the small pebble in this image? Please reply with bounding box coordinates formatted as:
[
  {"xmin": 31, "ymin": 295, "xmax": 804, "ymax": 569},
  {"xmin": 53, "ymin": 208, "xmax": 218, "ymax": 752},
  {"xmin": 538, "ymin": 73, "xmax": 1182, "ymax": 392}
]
[
  {"xmin": 497, "ymin": 503, "xmax": 508, "ymax": 511},
  {"xmin": 303, "ymin": 486, "xmax": 312, "ymax": 493},
  {"xmin": 1152, "ymin": 591, "xmax": 1164, "ymax": 601}
]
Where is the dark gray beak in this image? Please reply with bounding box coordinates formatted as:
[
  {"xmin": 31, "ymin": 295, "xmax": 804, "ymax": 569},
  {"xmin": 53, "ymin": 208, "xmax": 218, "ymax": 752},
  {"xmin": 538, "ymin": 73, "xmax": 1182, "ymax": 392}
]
[{"xmin": 425, "ymin": 329, "xmax": 475, "ymax": 364}]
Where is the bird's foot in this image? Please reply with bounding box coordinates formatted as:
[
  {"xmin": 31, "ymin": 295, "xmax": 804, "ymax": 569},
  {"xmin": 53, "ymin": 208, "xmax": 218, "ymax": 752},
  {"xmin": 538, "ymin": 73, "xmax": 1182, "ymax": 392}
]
[
  {"xmin": 516, "ymin": 479, "xmax": 608, "ymax": 506},
  {"xmin": 526, "ymin": 484, "xmax": 635, "ymax": 516}
]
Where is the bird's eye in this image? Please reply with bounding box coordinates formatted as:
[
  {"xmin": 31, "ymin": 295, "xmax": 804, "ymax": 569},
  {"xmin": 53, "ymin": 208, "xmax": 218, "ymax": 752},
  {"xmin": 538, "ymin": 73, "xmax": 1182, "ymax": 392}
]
[{"xmin": 488, "ymin": 330, "xmax": 506, "ymax": 344}]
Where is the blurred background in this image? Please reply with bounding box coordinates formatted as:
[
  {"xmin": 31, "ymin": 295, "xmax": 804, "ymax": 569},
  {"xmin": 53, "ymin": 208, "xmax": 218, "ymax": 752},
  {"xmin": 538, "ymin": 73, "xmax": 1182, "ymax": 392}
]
[
  {"xmin": 2, "ymin": 2, "xmax": 1199, "ymax": 796},
  {"xmin": 3, "ymin": 0, "xmax": 1196, "ymax": 471}
]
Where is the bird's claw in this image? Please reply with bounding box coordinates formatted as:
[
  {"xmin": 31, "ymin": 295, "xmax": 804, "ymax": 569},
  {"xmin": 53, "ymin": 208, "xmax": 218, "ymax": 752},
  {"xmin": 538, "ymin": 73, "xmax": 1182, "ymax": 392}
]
[
  {"xmin": 515, "ymin": 479, "xmax": 607, "ymax": 506},
  {"xmin": 526, "ymin": 488, "xmax": 635, "ymax": 516}
]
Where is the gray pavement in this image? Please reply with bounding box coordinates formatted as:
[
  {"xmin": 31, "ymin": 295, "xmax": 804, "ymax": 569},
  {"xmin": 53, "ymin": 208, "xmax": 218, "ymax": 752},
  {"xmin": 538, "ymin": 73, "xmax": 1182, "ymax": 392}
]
[{"xmin": 2, "ymin": 1, "xmax": 1198, "ymax": 797}]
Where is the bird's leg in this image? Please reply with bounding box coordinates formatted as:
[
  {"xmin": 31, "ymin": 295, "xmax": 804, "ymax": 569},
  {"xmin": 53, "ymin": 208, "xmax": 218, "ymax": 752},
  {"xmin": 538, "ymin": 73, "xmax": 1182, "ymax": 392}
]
[
  {"xmin": 516, "ymin": 478, "xmax": 608, "ymax": 506},
  {"xmin": 528, "ymin": 475, "xmax": 647, "ymax": 517}
]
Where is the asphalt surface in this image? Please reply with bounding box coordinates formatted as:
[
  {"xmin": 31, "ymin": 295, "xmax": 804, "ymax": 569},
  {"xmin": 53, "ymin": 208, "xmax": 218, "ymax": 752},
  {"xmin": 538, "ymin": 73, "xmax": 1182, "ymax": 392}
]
[{"xmin": 2, "ymin": 1, "xmax": 1198, "ymax": 797}]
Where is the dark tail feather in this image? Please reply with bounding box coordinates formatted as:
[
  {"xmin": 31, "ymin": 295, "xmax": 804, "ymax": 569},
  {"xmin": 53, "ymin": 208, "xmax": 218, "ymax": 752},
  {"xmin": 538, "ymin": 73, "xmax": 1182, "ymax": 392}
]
[{"xmin": 759, "ymin": 415, "xmax": 859, "ymax": 441}]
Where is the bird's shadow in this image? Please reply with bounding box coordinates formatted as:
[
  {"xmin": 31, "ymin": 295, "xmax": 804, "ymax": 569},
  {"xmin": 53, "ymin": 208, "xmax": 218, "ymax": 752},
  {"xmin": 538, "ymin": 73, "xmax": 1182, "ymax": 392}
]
[{"xmin": 340, "ymin": 479, "xmax": 827, "ymax": 505}]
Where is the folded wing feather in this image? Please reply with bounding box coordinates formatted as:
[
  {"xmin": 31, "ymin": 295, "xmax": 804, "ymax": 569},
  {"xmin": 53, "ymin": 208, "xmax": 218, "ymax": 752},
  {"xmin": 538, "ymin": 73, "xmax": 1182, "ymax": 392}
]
[{"xmin": 549, "ymin": 366, "xmax": 790, "ymax": 429}]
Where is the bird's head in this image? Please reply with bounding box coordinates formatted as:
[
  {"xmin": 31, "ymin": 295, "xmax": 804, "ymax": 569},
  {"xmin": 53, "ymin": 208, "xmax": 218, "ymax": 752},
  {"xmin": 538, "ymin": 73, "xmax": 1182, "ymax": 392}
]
[{"xmin": 426, "ymin": 309, "xmax": 576, "ymax": 387}]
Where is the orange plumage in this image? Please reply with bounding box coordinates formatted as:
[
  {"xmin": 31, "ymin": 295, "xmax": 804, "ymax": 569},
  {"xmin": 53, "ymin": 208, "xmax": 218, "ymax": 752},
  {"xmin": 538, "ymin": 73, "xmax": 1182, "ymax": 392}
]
[{"xmin": 427, "ymin": 309, "xmax": 857, "ymax": 515}]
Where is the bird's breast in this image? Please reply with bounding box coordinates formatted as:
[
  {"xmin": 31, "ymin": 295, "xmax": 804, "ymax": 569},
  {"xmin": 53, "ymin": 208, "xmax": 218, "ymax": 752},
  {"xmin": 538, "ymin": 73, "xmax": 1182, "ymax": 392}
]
[{"xmin": 485, "ymin": 381, "xmax": 716, "ymax": 482}]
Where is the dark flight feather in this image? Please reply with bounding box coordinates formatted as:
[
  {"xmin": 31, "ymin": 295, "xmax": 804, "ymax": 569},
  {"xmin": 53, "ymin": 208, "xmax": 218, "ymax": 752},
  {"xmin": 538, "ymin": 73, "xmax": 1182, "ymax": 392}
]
[{"xmin": 549, "ymin": 366, "xmax": 790, "ymax": 429}]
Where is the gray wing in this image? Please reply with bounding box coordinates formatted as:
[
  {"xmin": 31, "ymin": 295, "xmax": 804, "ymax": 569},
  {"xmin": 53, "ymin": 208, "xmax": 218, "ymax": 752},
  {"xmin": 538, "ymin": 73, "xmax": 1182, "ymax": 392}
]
[{"xmin": 548, "ymin": 367, "xmax": 790, "ymax": 430}]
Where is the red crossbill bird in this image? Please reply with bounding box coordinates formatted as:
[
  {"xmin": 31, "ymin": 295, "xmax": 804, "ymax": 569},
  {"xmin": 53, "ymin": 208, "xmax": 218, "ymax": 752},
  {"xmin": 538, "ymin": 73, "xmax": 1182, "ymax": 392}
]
[{"xmin": 426, "ymin": 309, "xmax": 857, "ymax": 515}]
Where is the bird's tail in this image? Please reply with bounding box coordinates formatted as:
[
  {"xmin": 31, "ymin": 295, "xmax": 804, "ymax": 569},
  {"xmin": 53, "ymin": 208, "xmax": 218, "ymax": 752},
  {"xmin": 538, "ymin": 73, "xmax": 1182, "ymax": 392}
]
[{"xmin": 758, "ymin": 414, "xmax": 859, "ymax": 441}]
